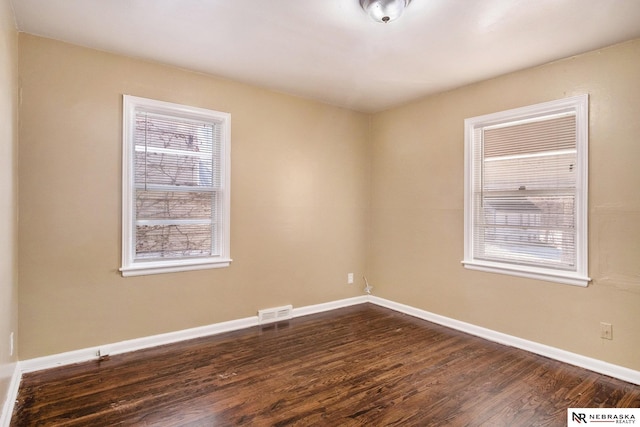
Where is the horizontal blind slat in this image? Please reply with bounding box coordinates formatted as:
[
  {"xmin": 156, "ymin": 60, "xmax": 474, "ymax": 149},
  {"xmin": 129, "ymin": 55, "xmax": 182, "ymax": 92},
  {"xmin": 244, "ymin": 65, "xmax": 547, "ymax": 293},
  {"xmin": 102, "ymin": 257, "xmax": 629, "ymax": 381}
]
[
  {"xmin": 136, "ymin": 191, "xmax": 217, "ymax": 220},
  {"xmin": 484, "ymin": 115, "xmax": 576, "ymax": 157}
]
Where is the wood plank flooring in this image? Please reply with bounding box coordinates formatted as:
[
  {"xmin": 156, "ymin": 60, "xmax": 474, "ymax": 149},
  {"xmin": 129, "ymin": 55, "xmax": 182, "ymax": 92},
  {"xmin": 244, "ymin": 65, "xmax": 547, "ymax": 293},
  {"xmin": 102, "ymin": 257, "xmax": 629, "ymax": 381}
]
[{"xmin": 11, "ymin": 304, "xmax": 640, "ymax": 426}]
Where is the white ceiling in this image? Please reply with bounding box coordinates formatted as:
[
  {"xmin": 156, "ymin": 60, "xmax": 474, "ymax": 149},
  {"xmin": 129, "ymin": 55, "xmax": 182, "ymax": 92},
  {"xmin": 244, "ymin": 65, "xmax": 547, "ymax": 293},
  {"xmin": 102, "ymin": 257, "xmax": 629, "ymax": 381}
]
[{"xmin": 10, "ymin": 0, "xmax": 640, "ymax": 112}]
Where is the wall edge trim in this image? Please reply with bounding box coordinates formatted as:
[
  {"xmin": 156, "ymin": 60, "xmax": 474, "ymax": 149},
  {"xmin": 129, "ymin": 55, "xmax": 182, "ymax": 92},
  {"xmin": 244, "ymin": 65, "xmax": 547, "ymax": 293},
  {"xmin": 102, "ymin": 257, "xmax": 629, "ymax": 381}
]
[
  {"xmin": 0, "ymin": 362, "xmax": 21, "ymax": 427},
  {"xmin": 19, "ymin": 295, "xmax": 369, "ymax": 374},
  {"xmin": 291, "ymin": 295, "xmax": 368, "ymax": 318},
  {"xmin": 11, "ymin": 291, "xmax": 638, "ymax": 426},
  {"xmin": 368, "ymin": 296, "xmax": 640, "ymax": 385}
]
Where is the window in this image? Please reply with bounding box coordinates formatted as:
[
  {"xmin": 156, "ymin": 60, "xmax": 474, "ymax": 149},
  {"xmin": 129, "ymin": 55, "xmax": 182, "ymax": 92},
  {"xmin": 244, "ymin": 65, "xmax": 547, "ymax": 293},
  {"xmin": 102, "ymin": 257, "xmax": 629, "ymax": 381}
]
[
  {"xmin": 121, "ymin": 96, "xmax": 231, "ymax": 277},
  {"xmin": 463, "ymin": 95, "xmax": 590, "ymax": 286}
]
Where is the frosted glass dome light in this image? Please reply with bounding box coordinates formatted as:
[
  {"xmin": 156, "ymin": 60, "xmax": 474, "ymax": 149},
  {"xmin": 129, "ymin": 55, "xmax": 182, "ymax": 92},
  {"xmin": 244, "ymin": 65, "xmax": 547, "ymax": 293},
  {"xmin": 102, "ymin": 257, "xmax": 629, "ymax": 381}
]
[{"xmin": 360, "ymin": 0, "xmax": 411, "ymax": 23}]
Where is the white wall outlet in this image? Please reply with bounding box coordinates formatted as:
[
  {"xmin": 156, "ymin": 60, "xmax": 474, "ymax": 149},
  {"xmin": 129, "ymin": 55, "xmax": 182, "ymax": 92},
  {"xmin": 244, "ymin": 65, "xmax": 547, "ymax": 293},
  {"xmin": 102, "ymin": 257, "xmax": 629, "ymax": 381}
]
[
  {"xmin": 10, "ymin": 332, "xmax": 14, "ymax": 356},
  {"xmin": 600, "ymin": 322, "xmax": 613, "ymax": 340},
  {"xmin": 347, "ymin": 273, "xmax": 354, "ymax": 284}
]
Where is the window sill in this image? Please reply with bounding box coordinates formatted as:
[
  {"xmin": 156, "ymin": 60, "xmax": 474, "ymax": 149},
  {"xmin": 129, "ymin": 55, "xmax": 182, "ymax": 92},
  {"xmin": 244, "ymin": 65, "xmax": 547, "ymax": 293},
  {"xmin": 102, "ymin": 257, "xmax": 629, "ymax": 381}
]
[
  {"xmin": 461, "ymin": 260, "xmax": 590, "ymax": 287},
  {"xmin": 120, "ymin": 258, "xmax": 232, "ymax": 277}
]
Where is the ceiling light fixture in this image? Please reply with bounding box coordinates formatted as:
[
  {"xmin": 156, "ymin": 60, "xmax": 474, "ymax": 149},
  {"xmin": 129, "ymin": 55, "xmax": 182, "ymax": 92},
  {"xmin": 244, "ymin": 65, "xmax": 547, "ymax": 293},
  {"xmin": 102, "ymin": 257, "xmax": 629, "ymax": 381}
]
[{"xmin": 360, "ymin": 0, "xmax": 411, "ymax": 23}]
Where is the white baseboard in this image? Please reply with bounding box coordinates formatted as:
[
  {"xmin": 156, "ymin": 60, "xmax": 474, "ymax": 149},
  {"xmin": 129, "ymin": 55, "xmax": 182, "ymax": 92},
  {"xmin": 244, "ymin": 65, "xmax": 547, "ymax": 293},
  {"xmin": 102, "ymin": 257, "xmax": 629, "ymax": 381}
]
[
  {"xmin": 0, "ymin": 362, "xmax": 21, "ymax": 427},
  {"xmin": 368, "ymin": 296, "xmax": 640, "ymax": 385},
  {"xmin": 20, "ymin": 315, "xmax": 259, "ymax": 374},
  {"xmin": 292, "ymin": 295, "xmax": 368, "ymax": 318},
  {"xmin": 20, "ymin": 295, "xmax": 369, "ymax": 374},
  {"xmin": 6, "ymin": 293, "xmax": 638, "ymax": 425}
]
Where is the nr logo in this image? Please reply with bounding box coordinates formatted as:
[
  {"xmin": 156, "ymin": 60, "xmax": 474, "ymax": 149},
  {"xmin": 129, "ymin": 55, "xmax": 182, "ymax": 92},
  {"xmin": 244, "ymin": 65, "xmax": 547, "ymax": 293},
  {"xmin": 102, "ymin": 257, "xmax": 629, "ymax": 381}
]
[{"xmin": 572, "ymin": 412, "xmax": 587, "ymax": 423}]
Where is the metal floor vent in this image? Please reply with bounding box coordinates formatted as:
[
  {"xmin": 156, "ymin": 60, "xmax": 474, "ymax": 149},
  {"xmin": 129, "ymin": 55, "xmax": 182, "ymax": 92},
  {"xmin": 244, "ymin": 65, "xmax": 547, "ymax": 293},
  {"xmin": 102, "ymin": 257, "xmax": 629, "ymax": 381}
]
[{"xmin": 258, "ymin": 305, "xmax": 293, "ymax": 325}]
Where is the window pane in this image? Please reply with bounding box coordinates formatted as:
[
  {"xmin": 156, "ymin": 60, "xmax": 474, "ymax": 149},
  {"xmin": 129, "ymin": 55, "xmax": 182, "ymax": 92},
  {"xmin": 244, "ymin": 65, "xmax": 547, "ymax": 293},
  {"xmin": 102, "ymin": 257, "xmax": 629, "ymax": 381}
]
[
  {"xmin": 475, "ymin": 193, "xmax": 576, "ymax": 269},
  {"xmin": 483, "ymin": 151, "xmax": 576, "ymax": 192},
  {"xmin": 136, "ymin": 191, "xmax": 215, "ymax": 220},
  {"xmin": 134, "ymin": 113, "xmax": 214, "ymax": 154},
  {"xmin": 474, "ymin": 112, "xmax": 578, "ymax": 270},
  {"xmin": 135, "ymin": 151, "xmax": 213, "ymax": 187},
  {"xmin": 135, "ymin": 223, "xmax": 215, "ymax": 259}
]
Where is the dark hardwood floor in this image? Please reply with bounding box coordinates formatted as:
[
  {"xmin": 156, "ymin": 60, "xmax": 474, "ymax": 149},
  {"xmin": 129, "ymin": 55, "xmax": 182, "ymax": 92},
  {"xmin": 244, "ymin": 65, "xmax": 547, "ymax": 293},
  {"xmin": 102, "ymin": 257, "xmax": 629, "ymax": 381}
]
[{"xmin": 11, "ymin": 304, "xmax": 640, "ymax": 426}]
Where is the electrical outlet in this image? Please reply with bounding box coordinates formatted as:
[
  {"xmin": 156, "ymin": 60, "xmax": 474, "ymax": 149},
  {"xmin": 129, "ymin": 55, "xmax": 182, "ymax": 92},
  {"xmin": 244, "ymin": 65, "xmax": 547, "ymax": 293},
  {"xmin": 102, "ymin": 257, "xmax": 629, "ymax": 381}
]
[
  {"xmin": 347, "ymin": 273, "xmax": 354, "ymax": 284},
  {"xmin": 600, "ymin": 322, "xmax": 613, "ymax": 340},
  {"xmin": 10, "ymin": 332, "xmax": 14, "ymax": 356}
]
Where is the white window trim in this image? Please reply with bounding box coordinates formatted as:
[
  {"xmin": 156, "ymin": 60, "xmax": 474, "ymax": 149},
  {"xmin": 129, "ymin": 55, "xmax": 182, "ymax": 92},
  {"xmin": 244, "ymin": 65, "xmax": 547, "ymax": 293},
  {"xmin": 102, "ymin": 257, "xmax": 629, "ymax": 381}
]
[
  {"xmin": 462, "ymin": 94, "xmax": 590, "ymax": 287},
  {"xmin": 120, "ymin": 95, "xmax": 231, "ymax": 277}
]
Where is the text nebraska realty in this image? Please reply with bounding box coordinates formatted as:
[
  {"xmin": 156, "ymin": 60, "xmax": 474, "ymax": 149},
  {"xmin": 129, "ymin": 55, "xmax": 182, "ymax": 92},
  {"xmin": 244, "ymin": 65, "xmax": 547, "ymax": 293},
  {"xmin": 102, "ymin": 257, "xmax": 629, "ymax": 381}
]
[{"xmin": 573, "ymin": 412, "xmax": 636, "ymax": 424}]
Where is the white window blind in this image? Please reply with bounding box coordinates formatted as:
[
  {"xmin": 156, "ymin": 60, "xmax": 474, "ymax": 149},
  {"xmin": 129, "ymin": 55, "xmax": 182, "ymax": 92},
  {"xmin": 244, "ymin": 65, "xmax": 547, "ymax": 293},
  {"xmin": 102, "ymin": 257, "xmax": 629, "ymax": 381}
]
[
  {"xmin": 463, "ymin": 95, "xmax": 590, "ymax": 287},
  {"xmin": 121, "ymin": 96, "xmax": 231, "ymax": 276}
]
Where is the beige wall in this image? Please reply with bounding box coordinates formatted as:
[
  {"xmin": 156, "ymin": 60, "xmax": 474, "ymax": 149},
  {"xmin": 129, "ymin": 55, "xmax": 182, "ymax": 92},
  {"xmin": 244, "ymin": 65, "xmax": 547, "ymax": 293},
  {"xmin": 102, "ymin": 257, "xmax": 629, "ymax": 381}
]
[
  {"xmin": 369, "ymin": 39, "xmax": 640, "ymax": 371},
  {"xmin": 0, "ymin": 0, "xmax": 18, "ymax": 411},
  {"xmin": 15, "ymin": 30, "xmax": 640, "ymax": 373},
  {"xmin": 18, "ymin": 35, "xmax": 369, "ymax": 359}
]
